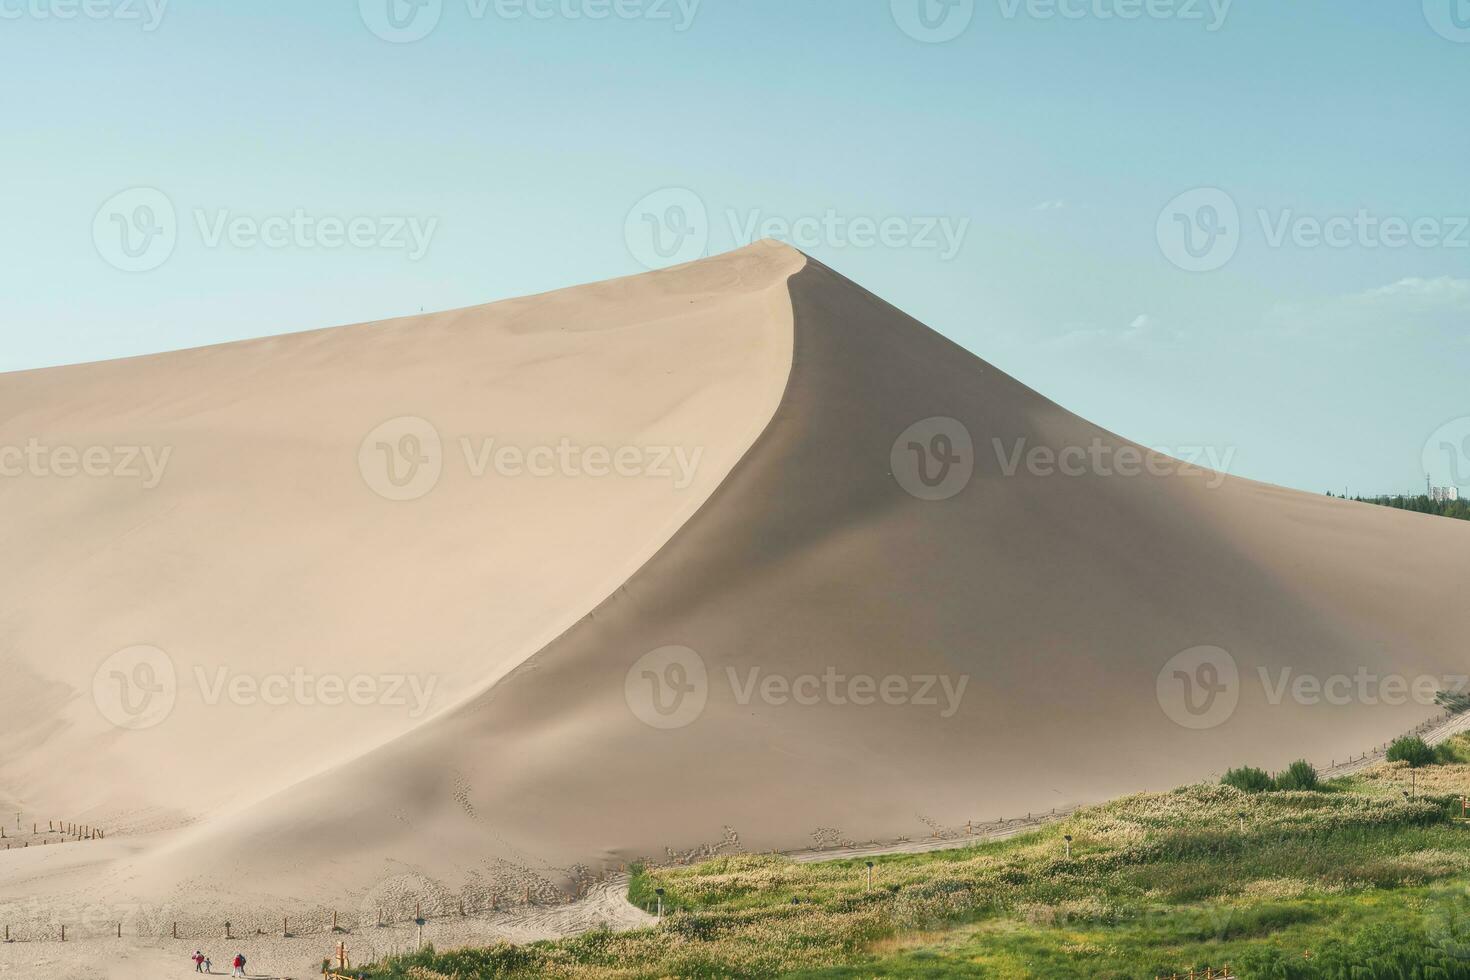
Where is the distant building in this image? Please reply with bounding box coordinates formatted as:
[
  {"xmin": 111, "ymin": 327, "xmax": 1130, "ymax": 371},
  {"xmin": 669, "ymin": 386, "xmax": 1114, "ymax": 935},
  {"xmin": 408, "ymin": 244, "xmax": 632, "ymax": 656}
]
[{"xmin": 1430, "ymin": 485, "xmax": 1461, "ymax": 503}]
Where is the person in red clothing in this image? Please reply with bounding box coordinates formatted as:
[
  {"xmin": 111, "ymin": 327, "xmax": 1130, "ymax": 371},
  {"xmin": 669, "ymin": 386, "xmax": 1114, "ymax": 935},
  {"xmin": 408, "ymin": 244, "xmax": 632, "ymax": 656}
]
[
  {"xmin": 192, "ymin": 951, "xmax": 205, "ymax": 972},
  {"xmin": 231, "ymin": 952, "xmax": 245, "ymax": 976}
]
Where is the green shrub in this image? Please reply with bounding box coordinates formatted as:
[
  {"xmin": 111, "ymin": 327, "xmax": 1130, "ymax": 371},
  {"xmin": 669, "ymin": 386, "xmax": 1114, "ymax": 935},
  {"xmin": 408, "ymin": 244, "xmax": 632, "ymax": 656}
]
[
  {"xmin": 1221, "ymin": 766, "xmax": 1274, "ymax": 793},
  {"xmin": 1435, "ymin": 735, "xmax": 1470, "ymax": 765},
  {"xmin": 1436, "ymin": 689, "xmax": 1470, "ymax": 714},
  {"xmin": 1387, "ymin": 736, "xmax": 1436, "ymax": 768},
  {"xmin": 1273, "ymin": 760, "xmax": 1319, "ymax": 791}
]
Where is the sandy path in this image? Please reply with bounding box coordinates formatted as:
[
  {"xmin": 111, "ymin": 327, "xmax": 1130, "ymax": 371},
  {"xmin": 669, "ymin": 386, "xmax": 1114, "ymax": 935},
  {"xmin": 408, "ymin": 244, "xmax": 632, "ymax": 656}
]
[
  {"xmin": 1318, "ymin": 708, "xmax": 1470, "ymax": 780},
  {"xmin": 0, "ymin": 877, "xmax": 652, "ymax": 980},
  {"xmin": 786, "ymin": 808, "xmax": 1081, "ymax": 864}
]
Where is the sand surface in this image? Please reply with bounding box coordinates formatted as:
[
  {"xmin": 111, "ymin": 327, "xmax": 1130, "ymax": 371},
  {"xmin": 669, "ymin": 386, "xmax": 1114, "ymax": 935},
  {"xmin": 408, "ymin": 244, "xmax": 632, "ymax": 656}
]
[{"xmin": 4, "ymin": 241, "xmax": 1469, "ymax": 977}]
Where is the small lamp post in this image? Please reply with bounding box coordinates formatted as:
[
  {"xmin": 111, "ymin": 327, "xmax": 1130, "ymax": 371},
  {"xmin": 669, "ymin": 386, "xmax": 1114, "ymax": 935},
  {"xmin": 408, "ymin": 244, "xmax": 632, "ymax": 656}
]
[
  {"xmin": 1063, "ymin": 835, "xmax": 1073, "ymax": 860},
  {"xmin": 655, "ymin": 888, "xmax": 665, "ymax": 921},
  {"xmin": 866, "ymin": 861, "xmax": 874, "ymax": 892},
  {"xmin": 1238, "ymin": 810, "xmax": 1246, "ymax": 833}
]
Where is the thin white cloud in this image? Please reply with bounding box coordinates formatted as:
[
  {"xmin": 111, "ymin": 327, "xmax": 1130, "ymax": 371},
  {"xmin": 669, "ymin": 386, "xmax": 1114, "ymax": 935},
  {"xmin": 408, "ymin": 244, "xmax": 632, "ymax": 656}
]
[
  {"xmin": 1033, "ymin": 199, "xmax": 1067, "ymax": 211},
  {"xmin": 1044, "ymin": 313, "xmax": 1177, "ymax": 351},
  {"xmin": 1264, "ymin": 276, "xmax": 1470, "ymax": 339}
]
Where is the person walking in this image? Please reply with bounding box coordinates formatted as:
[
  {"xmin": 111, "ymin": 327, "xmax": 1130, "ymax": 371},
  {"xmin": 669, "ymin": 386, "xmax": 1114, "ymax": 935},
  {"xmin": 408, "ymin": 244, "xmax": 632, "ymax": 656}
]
[
  {"xmin": 193, "ymin": 951, "xmax": 205, "ymax": 972},
  {"xmin": 231, "ymin": 951, "xmax": 245, "ymax": 976},
  {"xmin": 204, "ymin": 956, "xmax": 212, "ymax": 974}
]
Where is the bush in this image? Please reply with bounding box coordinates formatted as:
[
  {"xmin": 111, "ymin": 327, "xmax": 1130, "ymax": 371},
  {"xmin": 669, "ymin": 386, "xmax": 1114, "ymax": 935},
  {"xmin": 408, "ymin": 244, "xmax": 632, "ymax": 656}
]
[
  {"xmin": 1273, "ymin": 760, "xmax": 1319, "ymax": 791},
  {"xmin": 1387, "ymin": 736, "xmax": 1436, "ymax": 768},
  {"xmin": 1436, "ymin": 689, "xmax": 1470, "ymax": 714},
  {"xmin": 1221, "ymin": 766, "xmax": 1274, "ymax": 793}
]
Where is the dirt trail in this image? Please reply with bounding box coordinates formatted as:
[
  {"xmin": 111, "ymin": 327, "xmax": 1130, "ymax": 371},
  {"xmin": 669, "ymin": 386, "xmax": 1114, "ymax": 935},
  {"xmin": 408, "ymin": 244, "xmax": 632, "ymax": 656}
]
[
  {"xmin": 0, "ymin": 877, "xmax": 654, "ymax": 980},
  {"xmin": 787, "ymin": 808, "xmax": 1081, "ymax": 864},
  {"xmin": 1318, "ymin": 708, "xmax": 1470, "ymax": 780}
]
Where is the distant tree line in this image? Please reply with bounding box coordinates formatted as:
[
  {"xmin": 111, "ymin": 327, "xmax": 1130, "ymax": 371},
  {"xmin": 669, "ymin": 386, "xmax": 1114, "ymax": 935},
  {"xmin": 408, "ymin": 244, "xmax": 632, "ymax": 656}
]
[{"xmin": 1327, "ymin": 492, "xmax": 1470, "ymax": 523}]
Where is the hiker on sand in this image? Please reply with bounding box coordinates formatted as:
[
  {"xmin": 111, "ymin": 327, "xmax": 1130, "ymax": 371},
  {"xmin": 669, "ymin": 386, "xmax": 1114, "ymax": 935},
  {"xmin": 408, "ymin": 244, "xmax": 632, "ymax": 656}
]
[
  {"xmin": 193, "ymin": 951, "xmax": 205, "ymax": 972},
  {"xmin": 231, "ymin": 952, "xmax": 245, "ymax": 976},
  {"xmin": 204, "ymin": 956, "xmax": 212, "ymax": 973}
]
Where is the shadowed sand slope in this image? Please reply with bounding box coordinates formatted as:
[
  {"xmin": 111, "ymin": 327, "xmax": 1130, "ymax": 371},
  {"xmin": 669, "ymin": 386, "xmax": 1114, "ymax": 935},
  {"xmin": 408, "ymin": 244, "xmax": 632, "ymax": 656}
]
[{"xmin": 114, "ymin": 249, "xmax": 1470, "ymax": 913}]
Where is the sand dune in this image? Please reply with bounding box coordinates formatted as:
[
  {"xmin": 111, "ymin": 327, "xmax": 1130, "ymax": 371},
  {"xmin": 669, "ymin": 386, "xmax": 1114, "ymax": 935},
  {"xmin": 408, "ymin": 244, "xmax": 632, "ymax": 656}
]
[{"xmin": 3, "ymin": 241, "xmax": 1469, "ymax": 939}]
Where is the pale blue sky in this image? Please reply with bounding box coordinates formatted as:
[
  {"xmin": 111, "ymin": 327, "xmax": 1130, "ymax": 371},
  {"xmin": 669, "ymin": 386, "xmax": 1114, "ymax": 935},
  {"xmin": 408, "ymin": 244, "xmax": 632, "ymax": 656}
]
[{"xmin": 2, "ymin": 0, "xmax": 1467, "ymax": 494}]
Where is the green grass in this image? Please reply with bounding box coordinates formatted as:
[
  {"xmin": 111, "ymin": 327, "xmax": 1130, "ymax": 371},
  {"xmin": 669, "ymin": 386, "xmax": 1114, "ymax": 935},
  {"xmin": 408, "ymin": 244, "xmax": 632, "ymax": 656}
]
[{"xmin": 358, "ymin": 738, "xmax": 1470, "ymax": 979}]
